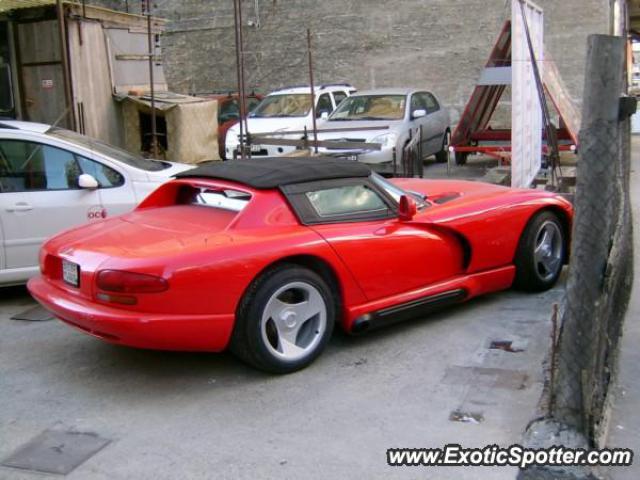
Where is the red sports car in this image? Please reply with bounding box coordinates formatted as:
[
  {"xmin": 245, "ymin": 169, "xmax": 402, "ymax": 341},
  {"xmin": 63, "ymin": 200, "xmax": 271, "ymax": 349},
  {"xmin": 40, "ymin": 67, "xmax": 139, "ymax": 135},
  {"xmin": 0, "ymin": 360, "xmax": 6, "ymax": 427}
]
[{"xmin": 28, "ymin": 157, "xmax": 572, "ymax": 373}]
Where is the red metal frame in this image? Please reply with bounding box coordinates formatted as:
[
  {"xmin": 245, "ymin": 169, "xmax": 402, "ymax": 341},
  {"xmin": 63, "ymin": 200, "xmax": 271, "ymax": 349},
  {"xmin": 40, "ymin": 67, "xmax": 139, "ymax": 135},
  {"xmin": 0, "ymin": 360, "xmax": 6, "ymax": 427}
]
[{"xmin": 450, "ymin": 20, "xmax": 578, "ymax": 165}]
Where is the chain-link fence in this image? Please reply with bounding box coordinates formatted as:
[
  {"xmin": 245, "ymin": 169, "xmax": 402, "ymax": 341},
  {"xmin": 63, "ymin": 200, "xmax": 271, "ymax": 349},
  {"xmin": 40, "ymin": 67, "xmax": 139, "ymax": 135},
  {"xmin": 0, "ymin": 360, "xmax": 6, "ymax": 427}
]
[{"xmin": 550, "ymin": 34, "xmax": 634, "ymax": 445}]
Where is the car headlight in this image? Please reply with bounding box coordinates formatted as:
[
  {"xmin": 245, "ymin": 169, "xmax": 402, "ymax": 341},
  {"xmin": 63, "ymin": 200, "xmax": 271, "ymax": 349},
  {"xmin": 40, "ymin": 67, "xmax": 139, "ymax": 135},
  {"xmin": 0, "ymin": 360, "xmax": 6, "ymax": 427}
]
[{"xmin": 370, "ymin": 132, "xmax": 398, "ymax": 148}]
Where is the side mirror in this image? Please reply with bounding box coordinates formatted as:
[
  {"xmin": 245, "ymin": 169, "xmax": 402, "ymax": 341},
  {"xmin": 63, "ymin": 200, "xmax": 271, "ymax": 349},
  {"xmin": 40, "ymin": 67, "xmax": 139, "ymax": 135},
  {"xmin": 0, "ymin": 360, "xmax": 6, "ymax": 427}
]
[
  {"xmin": 412, "ymin": 109, "xmax": 427, "ymax": 119},
  {"xmin": 398, "ymin": 195, "xmax": 417, "ymax": 221},
  {"xmin": 320, "ymin": 111, "xmax": 329, "ymax": 120},
  {"xmin": 78, "ymin": 173, "xmax": 99, "ymax": 189}
]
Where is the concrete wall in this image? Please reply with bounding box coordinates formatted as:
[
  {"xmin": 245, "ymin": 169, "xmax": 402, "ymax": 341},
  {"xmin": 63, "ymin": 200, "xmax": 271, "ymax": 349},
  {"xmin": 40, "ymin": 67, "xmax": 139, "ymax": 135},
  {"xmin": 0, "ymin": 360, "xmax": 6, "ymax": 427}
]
[{"xmin": 99, "ymin": 0, "xmax": 610, "ymax": 124}]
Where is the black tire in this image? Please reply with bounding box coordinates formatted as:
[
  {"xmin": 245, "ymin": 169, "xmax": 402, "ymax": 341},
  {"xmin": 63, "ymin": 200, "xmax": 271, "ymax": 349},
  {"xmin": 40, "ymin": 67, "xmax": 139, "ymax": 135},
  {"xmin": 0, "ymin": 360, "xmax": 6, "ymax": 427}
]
[
  {"xmin": 454, "ymin": 151, "xmax": 468, "ymax": 165},
  {"xmin": 435, "ymin": 130, "xmax": 450, "ymax": 163},
  {"xmin": 230, "ymin": 264, "xmax": 335, "ymax": 374},
  {"xmin": 513, "ymin": 211, "xmax": 566, "ymax": 291}
]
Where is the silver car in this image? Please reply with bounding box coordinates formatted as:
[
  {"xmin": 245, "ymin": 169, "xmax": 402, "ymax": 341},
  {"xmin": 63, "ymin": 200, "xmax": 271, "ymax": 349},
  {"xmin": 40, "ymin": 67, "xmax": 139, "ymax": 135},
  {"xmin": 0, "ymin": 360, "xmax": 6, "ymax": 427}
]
[{"xmin": 316, "ymin": 88, "xmax": 450, "ymax": 172}]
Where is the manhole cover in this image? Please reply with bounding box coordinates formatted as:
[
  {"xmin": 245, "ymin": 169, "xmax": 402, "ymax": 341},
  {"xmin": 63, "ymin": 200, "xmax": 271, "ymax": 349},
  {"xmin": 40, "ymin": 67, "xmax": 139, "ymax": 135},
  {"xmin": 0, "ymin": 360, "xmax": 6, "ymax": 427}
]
[
  {"xmin": 10, "ymin": 305, "xmax": 54, "ymax": 322},
  {"xmin": 1, "ymin": 429, "xmax": 111, "ymax": 475}
]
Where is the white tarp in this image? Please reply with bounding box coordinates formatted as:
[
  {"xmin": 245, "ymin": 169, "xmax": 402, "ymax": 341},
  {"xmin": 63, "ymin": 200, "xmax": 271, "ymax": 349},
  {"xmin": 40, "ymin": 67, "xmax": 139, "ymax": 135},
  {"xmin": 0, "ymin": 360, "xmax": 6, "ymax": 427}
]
[{"xmin": 511, "ymin": 0, "xmax": 544, "ymax": 188}]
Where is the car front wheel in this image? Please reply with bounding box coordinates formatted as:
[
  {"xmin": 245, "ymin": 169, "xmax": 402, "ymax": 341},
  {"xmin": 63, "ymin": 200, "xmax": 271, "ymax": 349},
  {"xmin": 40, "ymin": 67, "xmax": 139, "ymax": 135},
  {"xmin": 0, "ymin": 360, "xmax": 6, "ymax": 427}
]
[
  {"xmin": 513, "ymin": 211, "xmax": 566, "ymax": 291},
  {"xmin": 230, "ymin": 264, "xmax": 335, "ymax": 373}
]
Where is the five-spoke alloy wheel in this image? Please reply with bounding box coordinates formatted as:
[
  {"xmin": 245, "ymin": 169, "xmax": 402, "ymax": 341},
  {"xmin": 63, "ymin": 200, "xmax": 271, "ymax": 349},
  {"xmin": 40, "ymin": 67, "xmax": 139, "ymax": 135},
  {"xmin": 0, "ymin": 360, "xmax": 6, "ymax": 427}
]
[
  {"xmin": 514, "ymin": 211, "xmax": 566, "ymax": 291},
  {"xmin": 231, "ymin": 264, "xmax": 335, "ymax": 373}
]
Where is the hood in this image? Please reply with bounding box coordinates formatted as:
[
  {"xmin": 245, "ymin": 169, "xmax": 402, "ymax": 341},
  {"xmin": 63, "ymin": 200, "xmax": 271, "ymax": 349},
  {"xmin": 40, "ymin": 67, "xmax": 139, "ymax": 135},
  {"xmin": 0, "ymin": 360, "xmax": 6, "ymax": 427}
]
[
  {"xmin": 317, "ymin": 120, "xmax": 402, "ymax": 141},
  {"xmin": 228, "ymin": 116, "xmax": 311, "ymax": 137},
  {"xmin": 391, "ymin": 178, "xmax": 510, "ymax": 204}
]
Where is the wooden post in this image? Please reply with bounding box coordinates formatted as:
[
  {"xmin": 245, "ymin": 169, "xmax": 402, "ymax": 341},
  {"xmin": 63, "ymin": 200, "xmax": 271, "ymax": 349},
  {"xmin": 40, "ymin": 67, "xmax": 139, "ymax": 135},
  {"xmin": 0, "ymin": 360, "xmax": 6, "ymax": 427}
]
[{"xmin": 552, "ymin": 34, "xmax": 625, "ymax": 434}]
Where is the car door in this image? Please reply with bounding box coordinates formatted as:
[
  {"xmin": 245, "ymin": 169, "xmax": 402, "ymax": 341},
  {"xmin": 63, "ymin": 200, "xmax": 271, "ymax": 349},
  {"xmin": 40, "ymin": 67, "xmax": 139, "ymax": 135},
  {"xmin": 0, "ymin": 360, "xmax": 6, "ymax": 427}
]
[
  {"xmin": 0, "ymin": 138, "xmax": 103, "ymax": 270},
  {"xmin": 422, "ymin": 92, "xmax": 447, "ymax": 154},
  {"xmin": 407, "ymin": 92, "xmax": 430, "ymax": 154},
  {"xmin": 75, "ymin": 153, "xmax": 136, "ymax": 217},
  {"xmin": 316, "ymin": 93, "xmax": 334, "ymax": 118},
  {"xmin": 285, "ymin": 178, "xmax": 464, "ymax": 301},
  {"xmin": 331, "ymin": 91, "xmax": 348, "ymax": 110}
]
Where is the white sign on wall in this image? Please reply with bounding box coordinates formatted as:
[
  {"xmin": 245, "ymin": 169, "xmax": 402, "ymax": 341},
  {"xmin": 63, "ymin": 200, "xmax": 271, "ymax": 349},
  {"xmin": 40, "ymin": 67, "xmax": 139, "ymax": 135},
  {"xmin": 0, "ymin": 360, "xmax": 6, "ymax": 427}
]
[{"xmin": 511, "ymin": 0, "xmax": 544, "ymax": 188}]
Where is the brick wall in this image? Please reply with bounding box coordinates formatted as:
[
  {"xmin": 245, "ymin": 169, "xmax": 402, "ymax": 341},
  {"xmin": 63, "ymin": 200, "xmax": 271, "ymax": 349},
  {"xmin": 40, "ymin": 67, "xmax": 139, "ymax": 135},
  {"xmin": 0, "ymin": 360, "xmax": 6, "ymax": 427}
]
[{"xmin": 100, "ymin": 0, "xmax": 610, "ymax": 123}]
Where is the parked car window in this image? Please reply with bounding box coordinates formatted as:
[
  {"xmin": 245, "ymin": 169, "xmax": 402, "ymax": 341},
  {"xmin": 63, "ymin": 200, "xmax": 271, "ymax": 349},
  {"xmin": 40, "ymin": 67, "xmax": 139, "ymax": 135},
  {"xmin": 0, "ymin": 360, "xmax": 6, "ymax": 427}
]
[
  {"xmin": 0, "ymin": 139, "xmax": 82, "ymax": 192},
  {"xmin": 218, "ymin": 99, "xmax": 240, "ymax": 123},
  {"xmin": 76, "ymin": 156, "xmax": 124, "ymax": 188},
  {"xmin": 329, "ymin": 95, "xmax": 407, "ymax": 121},
  {"xmin": 247, "ymin": 97, "xmax": 261, "ymax": 111},
  {"xmin": 316, "ymin": 93, "xmax": 333, "ymax": 117},
  {"xmin": 46, "ymin": 127, "xmax": 171, "ymax": 171},
  {"xmin": 332, "ymin": 91, "xmax": 347, "ymax": 107},
  {"xmin": 410, "ymin": 93, "xmax": 428, "ymax": 113},
  {"xmin": 219, "ymin": 97, "xmax": 262, "ymax": 124},
  {"xmin": 423, "ymin": 93, "xmax": 440, "ymax": 113},
  {"xmin": 305, "ymin": 184, "xmax": 389, "ymax": 217},
  {"xmin": 250, "ymin": 94, "xmax": 312, "ymax": 118}
]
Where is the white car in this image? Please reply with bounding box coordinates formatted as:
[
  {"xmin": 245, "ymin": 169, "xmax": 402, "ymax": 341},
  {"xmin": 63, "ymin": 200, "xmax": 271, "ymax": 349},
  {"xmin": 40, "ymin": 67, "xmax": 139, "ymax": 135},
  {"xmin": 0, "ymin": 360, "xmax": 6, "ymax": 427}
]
[
  {"xmin": 225, "ymin": 83, "xmax": 356, "ymax": 158},
  {"xmin": 316, "ymin": 88, "xmax": 451, "ymax": 173},
  {"xmin": 0, "ymin": 120, "xmax": 193, "ymax": 286}
]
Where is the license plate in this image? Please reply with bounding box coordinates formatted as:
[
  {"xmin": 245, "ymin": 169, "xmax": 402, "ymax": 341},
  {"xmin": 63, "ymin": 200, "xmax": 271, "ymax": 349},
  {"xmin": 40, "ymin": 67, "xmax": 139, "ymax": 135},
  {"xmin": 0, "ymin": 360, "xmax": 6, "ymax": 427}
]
[
  {"xmin": 250, "ymin": 144, "xmax": 262, "ymax": 153},
  {"xmin": 347, "ymin": 154, "xmax": 358, "ymax": 161},
  {"xmin": 62, "ymin": 260, "xmax": 80, "ymax": 287}
]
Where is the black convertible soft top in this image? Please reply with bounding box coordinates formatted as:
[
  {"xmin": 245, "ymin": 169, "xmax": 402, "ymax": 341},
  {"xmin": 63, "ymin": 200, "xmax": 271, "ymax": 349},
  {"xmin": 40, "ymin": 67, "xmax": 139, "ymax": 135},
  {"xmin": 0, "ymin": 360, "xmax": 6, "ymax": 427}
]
[{"xmin": 175, "ymin": 156, "xmax": 371, "ymax": 189}]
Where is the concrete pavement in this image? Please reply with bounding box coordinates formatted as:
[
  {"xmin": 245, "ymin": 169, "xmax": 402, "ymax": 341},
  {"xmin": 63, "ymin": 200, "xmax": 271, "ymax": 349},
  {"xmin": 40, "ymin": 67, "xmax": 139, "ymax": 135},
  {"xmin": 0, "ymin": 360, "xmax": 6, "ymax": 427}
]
[{"xmin": 0, "ymin": 278, "xmax": 564, "ymax": 479}]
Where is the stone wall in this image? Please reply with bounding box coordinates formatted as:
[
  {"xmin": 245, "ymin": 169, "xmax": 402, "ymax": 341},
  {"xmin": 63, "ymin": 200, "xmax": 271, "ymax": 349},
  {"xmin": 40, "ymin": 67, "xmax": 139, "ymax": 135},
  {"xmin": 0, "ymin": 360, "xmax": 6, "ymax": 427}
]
[{"xmin": 100, "ymin": 0, "xmax": 610, "ymax": 123}]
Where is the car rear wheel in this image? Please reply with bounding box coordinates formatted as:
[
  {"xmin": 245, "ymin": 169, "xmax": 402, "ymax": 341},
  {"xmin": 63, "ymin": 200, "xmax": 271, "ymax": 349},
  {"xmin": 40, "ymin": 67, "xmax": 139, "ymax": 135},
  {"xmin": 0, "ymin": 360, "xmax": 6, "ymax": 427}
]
[
  {"xmin": 435, "ymin": 130, "xmax": 450, "ymax": 163},
  {"xmin": 513, "ymin": 211, "xmax": 566, "ymax": 291},
  {"xmin": 230, "ymin": 264, "xmax": 335, "ymax": 373}
]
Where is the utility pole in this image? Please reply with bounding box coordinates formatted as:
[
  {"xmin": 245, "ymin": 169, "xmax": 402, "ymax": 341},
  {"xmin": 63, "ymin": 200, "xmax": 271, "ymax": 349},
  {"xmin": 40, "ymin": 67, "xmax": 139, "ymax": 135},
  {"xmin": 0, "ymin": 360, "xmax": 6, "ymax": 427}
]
[
  {"xmin": 307, "ymin": 29, "xmax": 318, "ymax": 153},
  {"xmin": 144, "ymin": 0, "xmax": 158, "ymax": 158},
  {"xmin": 233, "ymin": 0, "xmax": 249, "ymax": 159}
]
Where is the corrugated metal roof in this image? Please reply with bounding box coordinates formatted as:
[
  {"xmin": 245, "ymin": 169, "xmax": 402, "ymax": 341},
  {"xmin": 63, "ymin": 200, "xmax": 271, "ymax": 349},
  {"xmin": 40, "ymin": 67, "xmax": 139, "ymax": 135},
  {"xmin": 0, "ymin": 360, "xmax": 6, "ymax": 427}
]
[{"xmin": 0, "ymin": 0, "xmax": 57, "ymax": 14}]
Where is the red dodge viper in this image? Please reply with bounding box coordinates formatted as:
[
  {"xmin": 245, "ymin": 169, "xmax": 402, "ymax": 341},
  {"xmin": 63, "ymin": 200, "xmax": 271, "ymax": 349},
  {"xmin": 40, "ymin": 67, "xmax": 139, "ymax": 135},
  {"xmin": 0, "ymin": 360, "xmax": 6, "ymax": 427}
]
[{"xmin": 28, "ymin": 157, "xmax": 573, "ymax": 373}]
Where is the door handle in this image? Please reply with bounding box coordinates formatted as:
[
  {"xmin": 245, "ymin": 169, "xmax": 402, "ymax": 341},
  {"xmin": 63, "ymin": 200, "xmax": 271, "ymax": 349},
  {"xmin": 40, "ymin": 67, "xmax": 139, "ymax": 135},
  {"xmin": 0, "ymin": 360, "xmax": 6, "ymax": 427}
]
[{"xmin": 6, "ymin": 202, "xmax": 33, "ymax": 212}]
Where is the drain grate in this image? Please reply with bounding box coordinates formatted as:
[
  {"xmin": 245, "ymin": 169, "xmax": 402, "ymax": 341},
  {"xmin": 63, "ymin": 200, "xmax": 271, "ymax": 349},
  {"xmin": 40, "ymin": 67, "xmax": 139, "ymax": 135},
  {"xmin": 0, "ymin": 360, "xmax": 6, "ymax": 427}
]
[{"xmin": 1, "ymin": 429, "xmax": 111, "ymax": 475}]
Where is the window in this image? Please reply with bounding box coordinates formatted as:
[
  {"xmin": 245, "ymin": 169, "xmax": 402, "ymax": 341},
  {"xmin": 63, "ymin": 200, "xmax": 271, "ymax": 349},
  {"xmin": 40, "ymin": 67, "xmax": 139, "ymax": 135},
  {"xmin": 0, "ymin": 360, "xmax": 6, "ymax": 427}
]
[
  {"xmin": 316, "ymin": 93, "xmax": 333, "ymax": 117},
  {"xmin": 332, "ymin": 91, "xmax": 347, "ymax": 107},
  {"xmin": 410, "ymin": 93, "xmax": 428, "ymax": 113},
  {"xmin": 305, "ymin": 184, "xmax": 389, "ymax": 217},
  {"xmin": 0, "ymin": 139, "xmax": 124, "ymax": 192},
  {"xmin": 77, "ymin": 156, "xmax": 124, "ymax": 188},
  {"xmin": 0, "ymin": 140, "xmax": 81, "ymax": 192},
  {"xmin": 250, "ymin": 94, "xmax": 312, "ymax": 118},
  {"xmin": 423, "ymin": 93, "xmax": 440, "ymax": 113},
  {"xmin": 46, "ymin": 127, "xmax": 170, "ymax": 171},
  {"xmin": 329, "ymin": 95, "xmax": 407, "ymax": 121},
  {"xmin": 218, "ymin": 99, "xmax": 240, "ymax": 123}
]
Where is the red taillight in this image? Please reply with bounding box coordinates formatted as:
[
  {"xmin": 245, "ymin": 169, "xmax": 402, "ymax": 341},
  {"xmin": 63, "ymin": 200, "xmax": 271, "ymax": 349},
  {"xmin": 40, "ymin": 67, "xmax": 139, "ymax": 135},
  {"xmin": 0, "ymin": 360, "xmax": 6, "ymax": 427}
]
[{"xmin": 96, "ymin": 270, "xmax": 169, "ymax": 294}]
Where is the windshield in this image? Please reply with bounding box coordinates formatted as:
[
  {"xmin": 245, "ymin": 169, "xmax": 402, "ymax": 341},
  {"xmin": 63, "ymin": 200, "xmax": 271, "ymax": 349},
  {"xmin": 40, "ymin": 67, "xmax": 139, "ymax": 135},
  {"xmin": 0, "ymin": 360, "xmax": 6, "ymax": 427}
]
[
  {"xmin": 371, "ymin": 173, "xmax": 427, "ymax": 208},
  {"xmin": 329, "ymin": 95, "xmax": 406, "ymax": 121},
  {"xmin": 46, "ymin": 127, "xmax": 170, "ymax": 171},
  {"xmin": 250, "ymin": 94, "xmax": 312, "ymax": 118}
]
